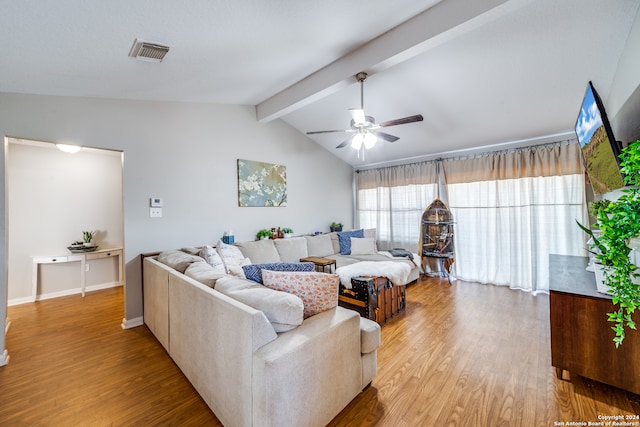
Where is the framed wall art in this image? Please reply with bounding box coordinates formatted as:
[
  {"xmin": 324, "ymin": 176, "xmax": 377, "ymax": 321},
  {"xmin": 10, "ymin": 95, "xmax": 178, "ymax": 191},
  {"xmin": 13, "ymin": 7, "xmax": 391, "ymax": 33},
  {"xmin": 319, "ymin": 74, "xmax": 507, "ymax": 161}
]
[{"xmin": 237, "ymin": 159, "xmax": 287, "ymax": 207}]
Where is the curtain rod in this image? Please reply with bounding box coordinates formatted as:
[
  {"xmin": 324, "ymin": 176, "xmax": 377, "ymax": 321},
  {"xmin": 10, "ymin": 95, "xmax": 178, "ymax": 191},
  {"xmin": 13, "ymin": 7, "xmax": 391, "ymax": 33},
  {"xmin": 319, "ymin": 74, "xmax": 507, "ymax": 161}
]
[{"xmin": 355, "ymin": 138, "xmax": 577, "ymax": 173}]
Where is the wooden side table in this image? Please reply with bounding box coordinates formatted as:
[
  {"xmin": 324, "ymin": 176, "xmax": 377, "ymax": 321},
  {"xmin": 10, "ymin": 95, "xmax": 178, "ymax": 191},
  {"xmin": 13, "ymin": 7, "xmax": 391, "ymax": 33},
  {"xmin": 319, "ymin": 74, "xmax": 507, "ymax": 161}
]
[{"xmin": 299, "ymin": 256, "xmax": 336, "ymax": 273}]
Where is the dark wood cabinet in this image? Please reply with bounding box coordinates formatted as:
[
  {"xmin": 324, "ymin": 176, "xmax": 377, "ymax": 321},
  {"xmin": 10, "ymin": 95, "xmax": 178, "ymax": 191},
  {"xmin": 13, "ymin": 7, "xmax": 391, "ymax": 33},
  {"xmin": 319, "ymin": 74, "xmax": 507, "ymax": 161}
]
[{"xmin": 549, "ymin": 255, "xmax": 640, "ymax": 394}]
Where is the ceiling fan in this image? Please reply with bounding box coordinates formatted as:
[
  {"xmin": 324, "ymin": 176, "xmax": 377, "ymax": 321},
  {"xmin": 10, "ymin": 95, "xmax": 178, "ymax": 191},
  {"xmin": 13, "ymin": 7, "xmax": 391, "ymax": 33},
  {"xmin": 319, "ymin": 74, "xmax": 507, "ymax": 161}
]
[{"xmin": 306, "ymin": 72, "xmax": 423, "ymax": 150}]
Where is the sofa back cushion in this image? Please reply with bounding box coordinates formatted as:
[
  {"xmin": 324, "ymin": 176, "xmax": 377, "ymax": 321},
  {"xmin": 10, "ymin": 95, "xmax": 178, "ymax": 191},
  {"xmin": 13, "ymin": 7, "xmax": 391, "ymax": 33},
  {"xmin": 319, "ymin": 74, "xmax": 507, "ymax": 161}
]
[
  {"xmin": 157, "ymin": 250, "xmax": 204, "ymax": 273},
  {"xmin": 214, "ymin": 276, "xmax": 304, "ymax": 333},
  {"xmin": 273, "ymin": 237, "xmax": 308, "ymax": 262},
  {"xmin": 304, "ymin": 234, "xmax": 335, "ymax": 257},
  {"xmin": 242, "ymin": 262, "xmax": 314, "ymax": 284},
  {"xmin": 235, "ymin": 239, "xmax": 281, "ymax": 264},
  {"xmin": 262, "ymin": 270, "xmax": 339, "ymax": 319},
  {"xmin": 184, "ymin": 261, "xmax": 227, "ymax": 288}
]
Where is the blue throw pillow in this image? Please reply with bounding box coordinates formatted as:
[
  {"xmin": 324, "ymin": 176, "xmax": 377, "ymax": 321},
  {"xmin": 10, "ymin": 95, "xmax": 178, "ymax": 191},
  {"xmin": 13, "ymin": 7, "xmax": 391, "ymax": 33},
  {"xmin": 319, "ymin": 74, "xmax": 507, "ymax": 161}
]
[
  {"xmin": 242, "ymin": 262, "xmax": 315, "ymax": 284},
  {"xmin": 337, "ymin": 229, "xmax": 364, "ymax": 255}
]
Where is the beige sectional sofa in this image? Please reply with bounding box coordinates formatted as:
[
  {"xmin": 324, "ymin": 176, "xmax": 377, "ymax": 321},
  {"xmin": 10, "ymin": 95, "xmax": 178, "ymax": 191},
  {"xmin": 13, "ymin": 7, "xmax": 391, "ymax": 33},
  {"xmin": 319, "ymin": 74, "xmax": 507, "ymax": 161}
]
[
  {"xmin": 143, "ymin": 249, "xmax": 381, "ymax": 427},
  {"xmin": 235, "ymin": 232, "xmax": 420, "ymax": 283},
  {"xmin": 142, "ymin": 231, "xmax": 417, "ymax": 426}
]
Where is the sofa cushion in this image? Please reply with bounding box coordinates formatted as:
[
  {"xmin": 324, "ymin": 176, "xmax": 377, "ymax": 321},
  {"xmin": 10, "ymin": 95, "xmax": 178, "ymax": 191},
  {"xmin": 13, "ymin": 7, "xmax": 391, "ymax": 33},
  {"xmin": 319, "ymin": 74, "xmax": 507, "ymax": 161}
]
[
  {"xmin": 350, "ymin": 237, "xmax": 377, "ymax": 255},
  {"xmin": 329, "ymin": 232, "xmax": 341, "ymax": 254},
  {"xmin": 262, "ymin": 270, "xmax": 339, "ymax": 319},
  {"xmin": 157, "ymin": 250, "xmax": 204, "ymax": 273},
  {"xmin": 214, "ymin": 276, "xmax": 304, "ymax": 333},
  {"xmin": 234, "ymin": 239, "xmax": 281, "ymax": 264},
  {"xmin": 304, "ymin": 234, "xmax": 335, "ymax": 257},
  {"xmin": 198, "ymin": 245, "xmax": 227, "ymax": 274},
  {"xmin": 217, "ymin": 239, "xmax": 251, "ymax": 272},
  {"xmin": 337, "ymin": 229, "xmax": 364, "ymax": 255},
  {"xmin": 242, "ymin": 262, "xmax": 315, "ymax": 284},
  {"xmin": 273, "ymin": 237, "xmax": 308, "ymax": 262},
  {"xmin": 184, "ymin": 261, "xmax": 227, "ymax": 288}
]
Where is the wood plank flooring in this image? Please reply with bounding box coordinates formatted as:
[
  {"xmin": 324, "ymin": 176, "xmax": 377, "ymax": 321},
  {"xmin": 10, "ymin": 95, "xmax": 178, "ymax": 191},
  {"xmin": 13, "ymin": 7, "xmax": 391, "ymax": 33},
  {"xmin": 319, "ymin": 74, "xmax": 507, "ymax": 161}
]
[{"xmin": 2, "ymin": 278, "xmax": 639, "ymax": 426}]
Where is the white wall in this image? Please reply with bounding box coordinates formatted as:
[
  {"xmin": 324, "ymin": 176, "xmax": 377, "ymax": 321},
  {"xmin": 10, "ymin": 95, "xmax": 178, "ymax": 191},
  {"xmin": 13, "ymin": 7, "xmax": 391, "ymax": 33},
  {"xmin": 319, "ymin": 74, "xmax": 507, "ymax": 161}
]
[
  {"xmin": 608, "ymin": 6, "xmax": 640, "ymax": 144},
  {"xmin": 7, "ymin": 140, "xmax": 123, "ymax": 303},
  {"xmin": 0, "ymin": 93, "xmax": 354, "ymax": 333}
]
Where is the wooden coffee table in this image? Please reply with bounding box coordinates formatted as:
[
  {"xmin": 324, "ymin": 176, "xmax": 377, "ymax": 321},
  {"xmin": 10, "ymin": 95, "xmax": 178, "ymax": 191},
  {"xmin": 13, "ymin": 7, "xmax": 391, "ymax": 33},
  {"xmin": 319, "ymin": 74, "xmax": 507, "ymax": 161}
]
[{"xmin": 299, "ymin": 256, "xmax": 337, "ymax": 273}]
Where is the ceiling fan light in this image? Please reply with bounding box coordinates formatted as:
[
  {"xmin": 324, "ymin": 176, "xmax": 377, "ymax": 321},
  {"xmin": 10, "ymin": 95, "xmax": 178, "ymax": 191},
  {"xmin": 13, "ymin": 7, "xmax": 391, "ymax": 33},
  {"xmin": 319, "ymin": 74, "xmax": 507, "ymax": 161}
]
[
  {"xmin": 351, "ymin": 133, "xmax": 364, "ymax": 150},
  {"xmin": 350, "ymin": 109, "xmax": 366, "ymax": 125},
  {"xmin": 363, "ymin": 132, "xmax": 377, "ymax": 149}
]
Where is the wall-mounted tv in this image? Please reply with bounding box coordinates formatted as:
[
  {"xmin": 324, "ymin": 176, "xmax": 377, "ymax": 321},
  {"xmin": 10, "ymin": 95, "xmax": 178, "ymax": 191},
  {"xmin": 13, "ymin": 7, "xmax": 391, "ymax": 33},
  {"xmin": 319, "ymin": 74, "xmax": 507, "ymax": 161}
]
[{"xmin": 575, "ymin": 81, "xmax": 624, "ymax": 195}]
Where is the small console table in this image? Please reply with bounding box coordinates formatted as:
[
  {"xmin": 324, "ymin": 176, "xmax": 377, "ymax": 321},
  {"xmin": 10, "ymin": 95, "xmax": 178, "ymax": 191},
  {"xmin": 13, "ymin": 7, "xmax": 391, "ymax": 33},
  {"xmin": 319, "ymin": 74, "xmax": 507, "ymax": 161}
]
[
  {"xmin": 32, "ymin": 247, "xmax": 124, "ymax": 302},
  {"xmin": 299, "ymin": 256, "xmax": 337, "ymax": 273},
  {"xmin": 549, "ymin": 254, "xmax": 640, "ymax": 394}
]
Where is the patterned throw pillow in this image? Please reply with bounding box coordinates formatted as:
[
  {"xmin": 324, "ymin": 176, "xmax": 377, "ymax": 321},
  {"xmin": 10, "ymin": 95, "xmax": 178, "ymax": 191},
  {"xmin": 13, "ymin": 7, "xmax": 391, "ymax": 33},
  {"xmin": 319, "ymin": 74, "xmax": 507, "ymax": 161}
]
[
  {"xmin": 337, "ymin": 229, "xmax": 364, "ymax": 255},
  {"xmin": 198, "ymin": 245, "xmax": 227, "ymax": 274},
  {"xmin": 216, "ymin": 239, "xmax": 249, "ymax": 272},
  {"xmin": 242, "ymin": 262, "xmax": 315, "ymax": 284},
  {"xmin": 262, "ymin": 270, "xmax": 339, "ymax": 318}
]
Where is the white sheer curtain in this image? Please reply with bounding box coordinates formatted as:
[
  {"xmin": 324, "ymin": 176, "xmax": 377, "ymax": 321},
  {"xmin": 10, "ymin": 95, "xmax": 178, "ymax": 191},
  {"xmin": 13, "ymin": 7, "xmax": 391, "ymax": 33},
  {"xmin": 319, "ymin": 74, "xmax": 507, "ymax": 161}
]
[
  {"xmin": 356, "ymin": 162, "xmax": 438, "ymax": 252},
  {"xmin": 447, "ymin": 174, "xmax": 587, "ymax": 292},
  {"xmin": 355, "ymin": 140, "xmax": 589, "ymax": 293}
]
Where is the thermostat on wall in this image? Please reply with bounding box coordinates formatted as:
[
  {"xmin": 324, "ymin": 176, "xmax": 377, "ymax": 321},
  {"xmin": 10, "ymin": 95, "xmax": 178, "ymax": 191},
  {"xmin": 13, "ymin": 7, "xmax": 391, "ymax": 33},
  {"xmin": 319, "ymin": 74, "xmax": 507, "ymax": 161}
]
[{"xmin": 150, "ymin": 197, "xmax": 163, "ymax": 207}]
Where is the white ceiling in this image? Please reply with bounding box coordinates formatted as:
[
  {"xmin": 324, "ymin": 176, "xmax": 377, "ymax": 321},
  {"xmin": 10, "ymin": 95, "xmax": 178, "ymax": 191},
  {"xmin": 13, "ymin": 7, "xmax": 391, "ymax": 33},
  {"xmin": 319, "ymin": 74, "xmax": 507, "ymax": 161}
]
[{"xmin": 1, "ymin": 0, "xmax": 639, "ymax": 167}]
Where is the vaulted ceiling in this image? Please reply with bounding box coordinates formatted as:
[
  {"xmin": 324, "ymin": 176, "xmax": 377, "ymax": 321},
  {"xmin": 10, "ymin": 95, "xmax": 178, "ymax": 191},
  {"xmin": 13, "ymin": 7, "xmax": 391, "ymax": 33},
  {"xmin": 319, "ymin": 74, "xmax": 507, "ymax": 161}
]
[{"xmin": 1, "ymin": 0, "xmax": 638, "ymax": 166}]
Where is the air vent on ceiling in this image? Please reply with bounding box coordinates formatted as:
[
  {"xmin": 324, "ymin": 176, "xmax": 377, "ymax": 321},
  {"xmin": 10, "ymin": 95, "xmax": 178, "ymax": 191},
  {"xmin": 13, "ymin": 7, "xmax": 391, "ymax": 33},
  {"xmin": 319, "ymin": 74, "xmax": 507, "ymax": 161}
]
[{"xmin": 128, "ymin": 38, "xmax": 170, "ymax": 62}]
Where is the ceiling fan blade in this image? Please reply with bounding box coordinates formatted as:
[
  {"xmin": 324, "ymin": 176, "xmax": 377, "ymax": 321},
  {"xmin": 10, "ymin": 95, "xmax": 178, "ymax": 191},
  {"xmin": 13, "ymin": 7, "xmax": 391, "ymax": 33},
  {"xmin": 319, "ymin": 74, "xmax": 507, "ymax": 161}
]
[
  {"xmin": 373, "ymin": 131, "xmax": 400, "ymax": 143},
  {"xmin": 336, "ymin": 136, "xmax": 353, "ymax": 149},
  {"xmin": 307, "ymin": 129, "xmax": 352, "ymax": 135},
  {"xmin": 379, "ymin": 114, "xmax": 424, "ymax": 128}
]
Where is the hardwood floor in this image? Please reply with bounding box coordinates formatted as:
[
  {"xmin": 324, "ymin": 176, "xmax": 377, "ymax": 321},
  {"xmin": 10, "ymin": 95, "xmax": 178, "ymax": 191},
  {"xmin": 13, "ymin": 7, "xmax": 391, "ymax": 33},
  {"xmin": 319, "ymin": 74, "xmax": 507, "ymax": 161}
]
[{"xmin": 2, "ymin": 279, "xmax": 639, "ymax": 426}]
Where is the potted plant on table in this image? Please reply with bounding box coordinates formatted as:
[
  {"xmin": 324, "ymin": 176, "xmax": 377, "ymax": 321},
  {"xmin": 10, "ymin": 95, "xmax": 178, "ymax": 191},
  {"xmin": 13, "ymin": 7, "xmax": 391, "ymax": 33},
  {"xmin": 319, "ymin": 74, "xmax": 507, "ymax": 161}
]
[
  {"xmin": 82, "ymin": 230, "xmax": 95, "ymax": 246},
  {"xmin": 330, "ymin": 222, "xmax": 343, "ymax": 232},
  {"xmin": 256, "ymin": 229, "xmax": 272, "ymax": 240},
  {"xmin": 281, "ymin": 227, "xmax": 293, "ymax": 238},
  {"xmin": 578, "ymin": 140, "xmax": 640, "ymax": 347}
]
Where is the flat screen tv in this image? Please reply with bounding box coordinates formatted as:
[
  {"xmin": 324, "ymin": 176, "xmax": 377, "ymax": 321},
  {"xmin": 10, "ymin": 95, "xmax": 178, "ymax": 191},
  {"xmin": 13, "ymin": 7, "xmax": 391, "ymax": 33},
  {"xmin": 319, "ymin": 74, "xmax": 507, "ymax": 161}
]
[{"xmin": 575, "ymin": 81, "xmax": 624, "ymax": 195}]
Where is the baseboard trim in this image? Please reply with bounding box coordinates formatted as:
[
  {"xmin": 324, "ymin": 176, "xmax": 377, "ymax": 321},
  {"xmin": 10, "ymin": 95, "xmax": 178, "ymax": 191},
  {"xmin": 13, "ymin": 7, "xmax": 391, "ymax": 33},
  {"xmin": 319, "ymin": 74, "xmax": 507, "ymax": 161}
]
[
  {"xmin": 8, "ymin": 282, "xmax": 122, "ymax": 306},
  {"xmin": 121, "ymin": 316, "xmax": 144, "ymax": 329},
  {"xmin": 0, "ymin": 349, "xmax": 9, "ymax": 367}
]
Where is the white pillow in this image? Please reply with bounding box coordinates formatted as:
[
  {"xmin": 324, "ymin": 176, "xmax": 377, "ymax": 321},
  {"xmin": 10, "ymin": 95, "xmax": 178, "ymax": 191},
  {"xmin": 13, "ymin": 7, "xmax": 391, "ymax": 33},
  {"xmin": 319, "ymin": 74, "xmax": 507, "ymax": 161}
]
[
  {"xmin": 198, "ymin": 245, "xmax": 226, "ymax": 274},
  {"xmin": 363, "ymin": 228, "xmax": 378, "ymax": 252},
  {"xmin": 350, "ymin": 237, "xmax": 377, "ymax": 255},
  {"xmin": 216, "ymin": 239, "xmax": 249, "ymax": 272}
]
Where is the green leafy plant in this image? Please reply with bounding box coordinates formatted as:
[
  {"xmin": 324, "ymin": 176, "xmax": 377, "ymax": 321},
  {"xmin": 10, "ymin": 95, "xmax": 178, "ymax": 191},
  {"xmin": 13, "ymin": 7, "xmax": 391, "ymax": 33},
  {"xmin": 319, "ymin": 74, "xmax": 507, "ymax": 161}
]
[
  {"xmin": 256, "ymin": 229, "xmax": 272, "ymax": 239},
  {"xmin": 82, "ymin": 230, "xmax": 95, "ymax": 243},
  {"xmin": 281, "ymin": 227, "xmax": 293, "ymax": 234},
  {"xmin": 588, "ymin": 199, "xmax": 612, "ymax": 219},
  {"xmin": 330, "ymin": 222, "xmax": 343, "ymax": 231},
  {"xmin": 581, "ymin": 140, "xmax": 640, "ymax": 347}
]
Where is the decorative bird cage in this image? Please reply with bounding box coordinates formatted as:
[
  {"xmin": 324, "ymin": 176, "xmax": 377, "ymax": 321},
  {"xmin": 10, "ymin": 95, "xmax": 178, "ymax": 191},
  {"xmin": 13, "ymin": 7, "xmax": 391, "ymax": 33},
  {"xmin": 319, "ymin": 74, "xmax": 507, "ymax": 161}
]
[{"xmin": 420, "ymin": 198, "xmax": 455, "ymax": 278}]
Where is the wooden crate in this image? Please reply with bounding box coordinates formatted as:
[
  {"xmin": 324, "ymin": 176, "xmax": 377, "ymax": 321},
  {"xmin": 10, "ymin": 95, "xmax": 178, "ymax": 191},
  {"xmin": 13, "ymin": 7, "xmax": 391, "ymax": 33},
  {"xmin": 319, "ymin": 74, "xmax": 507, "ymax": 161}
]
[{"xmin": 338, "ymin": 276, "xmax": 406, "ymax": 325}]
